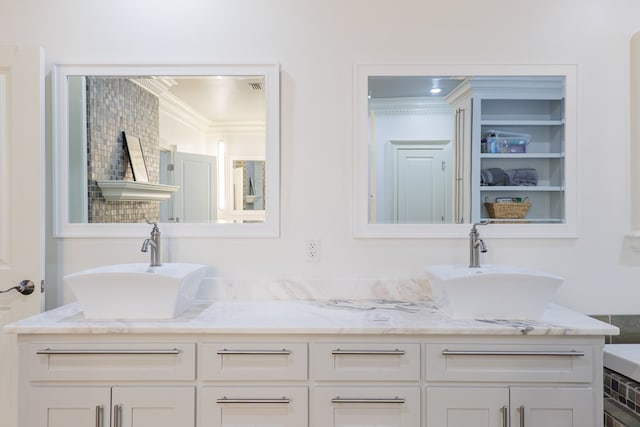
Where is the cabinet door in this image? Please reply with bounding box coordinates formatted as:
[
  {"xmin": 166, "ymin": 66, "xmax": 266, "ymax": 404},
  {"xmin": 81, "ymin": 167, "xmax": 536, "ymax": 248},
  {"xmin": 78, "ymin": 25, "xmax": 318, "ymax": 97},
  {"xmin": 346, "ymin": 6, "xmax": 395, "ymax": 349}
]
[
  {"xmin": 112, "ymin": 386, "xmax": 195, "ymax": 427},
  {"xmin": 510, "ymin": 387, "xmax": 593, "ymax": 427},
  {"xmin": 27, "ymin": 386, "xmax": 110, "ymax": 427},
  {"xmin": 311, "ymin": 386, "xmax": 420, "ymax": 427},
  {"xmin": 201, "ymin": 386, "xmax": 307, "ymax": 427},
  {"xmin": 426, "ymin": 386, "xmax": 508, "ymax": 427}
]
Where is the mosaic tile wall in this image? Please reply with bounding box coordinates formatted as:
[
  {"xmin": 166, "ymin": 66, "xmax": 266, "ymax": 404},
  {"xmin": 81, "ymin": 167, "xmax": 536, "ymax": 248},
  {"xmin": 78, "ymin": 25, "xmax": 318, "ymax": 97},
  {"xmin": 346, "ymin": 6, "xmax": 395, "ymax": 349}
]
[
  {"xmin": 604, "ymin": 368, "xmax": 640, "ymax": 426},
  {"xmin": 86, "ymin": 77, "xmax": 160, "ymax": 223},
  {"xmin": 593, "ymin": 315, "xmax": 640, "ymax": 426}
]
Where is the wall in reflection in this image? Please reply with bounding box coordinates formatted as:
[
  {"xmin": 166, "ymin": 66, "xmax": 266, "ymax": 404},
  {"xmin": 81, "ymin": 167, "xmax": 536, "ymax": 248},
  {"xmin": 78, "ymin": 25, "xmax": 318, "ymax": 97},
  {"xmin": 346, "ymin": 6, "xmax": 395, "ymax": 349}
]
[{"xmin": 86, "ymin": 77, "xmax": 161, "ymax": 223}]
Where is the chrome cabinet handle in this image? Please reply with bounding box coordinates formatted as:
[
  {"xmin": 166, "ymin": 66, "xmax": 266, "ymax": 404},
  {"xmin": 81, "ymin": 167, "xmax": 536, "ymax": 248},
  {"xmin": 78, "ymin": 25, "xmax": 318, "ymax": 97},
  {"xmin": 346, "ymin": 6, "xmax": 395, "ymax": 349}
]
[
  {"xmin": 0, "ymin": 280, "xmax": 34, "ymax": 295},
  {"xmin": 113, "ymin": 404, "xmax": 122, "ymax": 427},
  {"xmin": 520, "ymin": 405, "xmax": 525, "ymax": 426},
  {"xmin": 331, "ymin": 397, "xmax": 405, "ymax": 404},
  {"xmin": 216, "ymin": 349, "xmax": 291, "ymax": 355},
  {"xmin": 37, "ymin": 348, "xmax": 182, "ymax": 355},
  {"xmin": 95, "ymin": 405, "xmax": 103, "ymax": 427},
  {"xmin": 331, "ymin": 349, "xmax": 405, "ymax": 355},
  {"xmin": 441, "ymin": 349, "xmax": 585, "ymax": 357},
  {"xmin": 502, "ymin": 405, "xmax": 508, "ymax": 427},
  {"xmin": 216, "ymin": 397, "xmax": 291, "ymax": 404}
]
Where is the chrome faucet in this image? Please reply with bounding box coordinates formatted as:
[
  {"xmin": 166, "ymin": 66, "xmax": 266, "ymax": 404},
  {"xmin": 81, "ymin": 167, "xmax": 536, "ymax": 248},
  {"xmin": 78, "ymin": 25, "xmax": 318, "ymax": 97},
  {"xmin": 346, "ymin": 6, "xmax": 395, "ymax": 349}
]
[
  {"xmin": 469, "ymin": 221, "xmax": 489, "ymax": 268},
  {"xmin": 141, "ymin": 220, "xmax": 162, "ymax": 267}
]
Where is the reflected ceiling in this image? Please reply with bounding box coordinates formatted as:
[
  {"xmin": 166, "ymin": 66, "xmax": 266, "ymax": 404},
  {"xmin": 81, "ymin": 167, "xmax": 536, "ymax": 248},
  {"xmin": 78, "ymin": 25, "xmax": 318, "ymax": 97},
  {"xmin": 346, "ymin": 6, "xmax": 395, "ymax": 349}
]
[{"xmin": 368, "ymin": 76, "xmax": 465, "ymax": 99}]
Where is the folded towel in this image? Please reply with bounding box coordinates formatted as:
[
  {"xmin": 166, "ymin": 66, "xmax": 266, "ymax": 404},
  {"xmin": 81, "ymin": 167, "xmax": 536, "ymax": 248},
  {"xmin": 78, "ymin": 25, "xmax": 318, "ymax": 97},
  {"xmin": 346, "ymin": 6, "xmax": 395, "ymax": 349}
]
[
  {"xmin": 506, "ymin": 168, "xmax": 538, "ymax": 186},
  {"xmin": 481, "ymin": 168, "xmax": 509, "ymax": 186}
]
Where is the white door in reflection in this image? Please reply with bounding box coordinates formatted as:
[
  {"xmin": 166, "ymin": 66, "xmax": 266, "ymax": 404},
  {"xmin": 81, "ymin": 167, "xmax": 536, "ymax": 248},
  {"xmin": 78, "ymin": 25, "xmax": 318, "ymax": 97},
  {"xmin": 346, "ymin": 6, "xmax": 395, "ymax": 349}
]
[
  {"xmin": 387, "ymin": 141, "xmax": 451, "ymax": 224},
  {"xmin": 173, "ymin": 152, "xmax": 217, "ymax": 223}
]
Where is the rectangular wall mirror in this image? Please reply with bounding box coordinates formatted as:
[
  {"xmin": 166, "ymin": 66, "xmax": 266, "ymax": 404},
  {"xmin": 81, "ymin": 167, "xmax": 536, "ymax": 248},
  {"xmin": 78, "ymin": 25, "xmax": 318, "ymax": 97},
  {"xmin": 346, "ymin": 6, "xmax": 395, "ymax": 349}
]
[
  {"xmin": 54, "ymin": 64, "xmax": 280, "ymax": 237},
  {"xmin": 353, "ymin": 64, "xmax": 577, "ymax": 238}
]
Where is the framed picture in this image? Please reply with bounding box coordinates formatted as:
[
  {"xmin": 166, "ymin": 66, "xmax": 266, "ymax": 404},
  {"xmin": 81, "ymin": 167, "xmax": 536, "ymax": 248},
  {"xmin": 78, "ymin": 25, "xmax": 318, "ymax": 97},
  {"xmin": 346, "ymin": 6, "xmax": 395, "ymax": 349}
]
[{"xmin": 123, "ymin": 132, "xmax": 149, "ymax": 182}]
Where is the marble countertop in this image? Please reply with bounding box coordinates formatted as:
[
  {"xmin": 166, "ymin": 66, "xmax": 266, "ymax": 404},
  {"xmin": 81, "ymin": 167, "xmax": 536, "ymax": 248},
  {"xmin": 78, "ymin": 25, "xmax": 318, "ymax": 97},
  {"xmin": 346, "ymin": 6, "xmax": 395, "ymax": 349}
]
[{"xmin": 5, "ymin": 298, "xmax": 619, "ymax": 336}]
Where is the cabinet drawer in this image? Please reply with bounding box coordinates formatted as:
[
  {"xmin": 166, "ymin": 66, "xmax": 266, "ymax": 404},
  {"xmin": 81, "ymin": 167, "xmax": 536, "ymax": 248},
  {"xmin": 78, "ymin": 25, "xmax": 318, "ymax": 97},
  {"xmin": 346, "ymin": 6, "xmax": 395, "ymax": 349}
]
[
  {"xmin": 200, "ymin": 342, "xmax": 308, "ymax": 381},
  {"xmin": 310, "ymin": 343, "xmax": 420, "ymax": 381},
  {"xmin": 425, "ymin": 343, "xmax": 593, "ymax": 383},
  {"xmin": 25, "ymin": 342, "xmax": 196, "ymax": 381},
  {"xmin": 200, "ymin": 386, "xmax": 308, "ymax": 427},
  {"xmin": 311, "ymin": 386, "xmax": 421, "ymax": 426}
]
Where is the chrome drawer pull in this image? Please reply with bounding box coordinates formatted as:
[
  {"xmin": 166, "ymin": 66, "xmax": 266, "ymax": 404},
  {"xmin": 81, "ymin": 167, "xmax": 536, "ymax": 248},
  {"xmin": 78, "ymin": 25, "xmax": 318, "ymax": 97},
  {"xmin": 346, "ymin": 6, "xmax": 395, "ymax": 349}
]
[
  {"xmin": 441, "ymin": 349, "xmax": 585, "ymax": 357},
  {"xmin": 37, "ymin": 348, "xmax": 182, "ymax": 355},
  {"xmin": 331, "ymin": 349, "xmax": 406, "ymax": 355},
  {"xmin": 501, "ymin": 405, "xmax": 508, "ymax": 427},
  {"xmin": 95, "ymin": 405, "xmax": 103, "ymax": 427},
  {"xmin": 520, "ymin": 405, "xmax": 525, "ymax": 426},
  {"xmin": 216, "ymin": 349, "xmax": 291, "ymax": 355},
  {"xmin": 331, "ymin": 397, "xmax": 405, "ymax": 404},
  {"xmin": 113, "ymin": 404, "xmax": 122, "ymax": 427},
  {"xmin": 216, "ymin": 397, "xmax": 291, "ymax": 404}
]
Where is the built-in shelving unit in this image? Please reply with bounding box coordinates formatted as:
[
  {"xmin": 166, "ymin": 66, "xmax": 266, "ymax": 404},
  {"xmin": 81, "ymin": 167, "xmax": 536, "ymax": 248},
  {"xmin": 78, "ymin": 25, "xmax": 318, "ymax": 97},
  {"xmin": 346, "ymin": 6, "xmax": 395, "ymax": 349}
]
[{"xmin": 470, "ymin": 78, "xmax": 566, "ymax": 224}]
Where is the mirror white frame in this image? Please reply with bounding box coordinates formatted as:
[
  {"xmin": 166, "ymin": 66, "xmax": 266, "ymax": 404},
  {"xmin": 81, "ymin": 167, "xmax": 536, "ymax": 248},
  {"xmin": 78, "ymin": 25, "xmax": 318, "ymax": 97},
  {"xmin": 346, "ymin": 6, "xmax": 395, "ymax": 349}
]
[
  {"xmin": 353, "ymin": 63, "xmax": 578, "ymax": 238},
  {"xmin": 53, "ymin": 63, "xmax": 280, "ymax": 237},
  {"xmin": 628, "ymin": 33, "xmax": 640, "ymax": 250}
]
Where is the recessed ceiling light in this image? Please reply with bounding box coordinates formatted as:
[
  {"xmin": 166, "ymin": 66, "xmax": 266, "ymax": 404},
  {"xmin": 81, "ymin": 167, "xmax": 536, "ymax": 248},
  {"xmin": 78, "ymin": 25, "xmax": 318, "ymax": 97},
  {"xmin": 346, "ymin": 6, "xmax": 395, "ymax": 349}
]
[{"xmin": 430, "ymin": 87, "xmax": 442, "ymax": 95}]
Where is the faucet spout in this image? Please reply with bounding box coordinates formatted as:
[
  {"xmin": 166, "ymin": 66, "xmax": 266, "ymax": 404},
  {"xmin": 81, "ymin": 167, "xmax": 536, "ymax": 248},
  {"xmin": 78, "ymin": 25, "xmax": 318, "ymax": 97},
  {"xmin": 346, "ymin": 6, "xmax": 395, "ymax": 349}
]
[
  {"xmin": 141, "ymin": 221, "xmax": 162, "ymax": 267},
  {"xmin": 469, "ymin": 221, "xmax": 489, "ymax": 268}
]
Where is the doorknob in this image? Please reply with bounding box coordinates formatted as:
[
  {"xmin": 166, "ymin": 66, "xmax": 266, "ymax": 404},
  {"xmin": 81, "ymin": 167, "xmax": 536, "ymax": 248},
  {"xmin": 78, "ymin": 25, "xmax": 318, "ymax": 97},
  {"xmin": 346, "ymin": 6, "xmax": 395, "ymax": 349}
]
[{"xmin": 0, "ymin": 280, "xmax": 35, "ymax": 295}]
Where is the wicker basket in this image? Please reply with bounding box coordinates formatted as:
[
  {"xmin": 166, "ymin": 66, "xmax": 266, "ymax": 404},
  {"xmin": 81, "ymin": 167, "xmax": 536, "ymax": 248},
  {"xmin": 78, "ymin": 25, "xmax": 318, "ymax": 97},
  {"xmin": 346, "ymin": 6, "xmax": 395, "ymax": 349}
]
[{"xmin": 484, "ymin": 201, "xmax": 531, "ymax": 220}]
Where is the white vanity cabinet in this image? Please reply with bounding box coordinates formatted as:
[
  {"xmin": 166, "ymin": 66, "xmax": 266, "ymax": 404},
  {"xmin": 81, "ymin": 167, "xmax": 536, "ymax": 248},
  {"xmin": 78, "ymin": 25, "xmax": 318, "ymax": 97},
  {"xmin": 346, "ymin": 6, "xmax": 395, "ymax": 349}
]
[
  {"xmin": 310, "ymin": 343, "xmax": 421, "ymax": 427},
  {"xmin": 425, "ymin": 341, "xmax": 598, "ymax": 426},
  {"xmin": 12, "ymin": 301, "xmax": 613, "ymax": 427}
]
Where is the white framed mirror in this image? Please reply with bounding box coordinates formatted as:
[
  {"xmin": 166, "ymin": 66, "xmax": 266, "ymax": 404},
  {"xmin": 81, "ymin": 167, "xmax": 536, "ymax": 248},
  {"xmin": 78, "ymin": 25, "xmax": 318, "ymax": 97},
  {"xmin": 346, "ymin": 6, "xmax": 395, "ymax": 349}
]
[
  {"xmin": 353, "ymin": 64, "xmax": 578, "ymax": 238},
  {"xmin": 53, "ymin": 63, "xmax": 280, "ymax": 237}
]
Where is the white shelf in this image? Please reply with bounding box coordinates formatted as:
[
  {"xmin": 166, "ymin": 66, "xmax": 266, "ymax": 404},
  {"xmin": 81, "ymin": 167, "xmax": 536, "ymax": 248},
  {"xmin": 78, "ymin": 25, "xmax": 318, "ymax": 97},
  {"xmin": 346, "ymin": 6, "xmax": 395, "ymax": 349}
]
[
  {"xmin": 480, "ymin": 153, "xmax": 564, "ymax": 159},
  {"xmin": 481, "ymin": 119, "xmax": 564, "ymax": 126},
  {"xmin": 96, "ymin": 180, "xmax": 179, "ymax": 202},
  {"xmin": 480, "ymin": 186, "xmax": 564, "ymax": 192}
]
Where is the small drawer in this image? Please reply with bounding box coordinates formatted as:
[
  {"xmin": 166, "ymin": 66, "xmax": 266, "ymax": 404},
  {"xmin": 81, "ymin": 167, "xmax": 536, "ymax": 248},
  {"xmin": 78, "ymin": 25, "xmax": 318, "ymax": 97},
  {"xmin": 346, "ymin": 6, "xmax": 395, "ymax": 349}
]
[
  {"xmin": 425, "ymin": 343, "xmax": 593, "ymax": 383},
  {"xmin": 200, "ymin": 342, "xmax": 308, "ymax": 381},
  {"xmin": 200, "ymin": 386, "xmax": 308, "ymax": 427},
  {"xmin": 25, "ymin": 342, "xmax": 196, "ymax": 381},
  {"xmin": 310, "ymin": 343, "xmax": 420, "ymax": 381}
]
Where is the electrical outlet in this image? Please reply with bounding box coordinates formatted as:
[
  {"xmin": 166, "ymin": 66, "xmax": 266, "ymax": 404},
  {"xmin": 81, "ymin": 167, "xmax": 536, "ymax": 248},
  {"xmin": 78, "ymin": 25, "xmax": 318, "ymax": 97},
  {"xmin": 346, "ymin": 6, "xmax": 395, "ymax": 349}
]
[{"xmin": 306, "ymin": 240, "xmax": 320, "ymax": 262}]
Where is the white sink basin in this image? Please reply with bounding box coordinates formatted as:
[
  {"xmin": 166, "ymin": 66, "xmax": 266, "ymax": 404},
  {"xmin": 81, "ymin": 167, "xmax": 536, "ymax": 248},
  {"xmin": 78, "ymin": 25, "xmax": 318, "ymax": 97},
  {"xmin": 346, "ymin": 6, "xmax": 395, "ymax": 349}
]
[
  {"xmin": 65, "ymin": 263, "xmax": 208, "ymax": 320},
  {"xmin": 425, "ymin": 264, "xmax": 564, "ymax": 320}
]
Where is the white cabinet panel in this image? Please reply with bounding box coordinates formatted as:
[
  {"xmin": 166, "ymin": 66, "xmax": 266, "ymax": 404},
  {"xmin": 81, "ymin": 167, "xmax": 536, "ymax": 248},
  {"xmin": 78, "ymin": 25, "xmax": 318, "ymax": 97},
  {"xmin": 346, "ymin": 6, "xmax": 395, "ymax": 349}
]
[
  {"xmin": 425, "ymin": 343, "xmax": 593, "ymax": 383},
  {"xmin": 29, "ymin": 386, "xmax": 110, "ymax": 427},
  {"xmin": 426, "ymin": 386, "xmax": 508, "ymax": 427},
  {"xmin": 427, "ymin": 386, "xmax": 593, "ymax": 427},
  {"xmin": 112, "ymin": 386, "xmax": 195, "ymax": 427},
  {"xmin": 200, "ymin": 342, "xmax": 307, "ymax": 380},
  {"xmin": 201, "ymin": 386, "xmax": 307, "ymax": 427},
  {"xmin": 311, "ymin": 386, "xmax": 420, "ymax": 427},
  {"xmin": 311, "ymin": 343, "xmax": 420, "ymax": 381},
  {"xmin": 26, "ymin": 342, "xmax": 196, "ymax": 381},
  {"xmin": 510, "ymin": 387, "xmax": 593, "ymax": 427}
]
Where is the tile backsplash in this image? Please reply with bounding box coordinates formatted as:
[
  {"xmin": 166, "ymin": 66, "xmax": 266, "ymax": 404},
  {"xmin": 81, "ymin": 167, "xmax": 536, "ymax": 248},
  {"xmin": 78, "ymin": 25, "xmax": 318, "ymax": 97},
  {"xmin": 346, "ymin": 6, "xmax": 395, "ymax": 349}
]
[{"xmin": 591, "ymin": 315, "xmax": 640, "ymax": 344}]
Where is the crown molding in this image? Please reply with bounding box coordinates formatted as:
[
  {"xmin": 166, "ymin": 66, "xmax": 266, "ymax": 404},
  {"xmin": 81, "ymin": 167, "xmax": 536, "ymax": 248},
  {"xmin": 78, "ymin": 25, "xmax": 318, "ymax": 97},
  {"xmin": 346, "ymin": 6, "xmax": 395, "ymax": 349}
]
[{"xmin": 369, "ymin": 97, "xmax": 453, "ymax": 115}]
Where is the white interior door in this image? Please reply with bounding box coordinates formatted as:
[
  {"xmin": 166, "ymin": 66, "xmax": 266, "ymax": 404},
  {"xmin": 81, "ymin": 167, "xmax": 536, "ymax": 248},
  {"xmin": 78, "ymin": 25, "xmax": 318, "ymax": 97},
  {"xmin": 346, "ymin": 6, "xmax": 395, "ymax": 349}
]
[
  {"xmin": 173, "ymin": 151, "xmax": 217, "ymax": 223},
  {"xmin": 391, "ymin": 143, "xmax": 451, "ymax": 223},
  {"xmin": 0, "ymin": 46, "xmax": 45, "ymax": 427}
]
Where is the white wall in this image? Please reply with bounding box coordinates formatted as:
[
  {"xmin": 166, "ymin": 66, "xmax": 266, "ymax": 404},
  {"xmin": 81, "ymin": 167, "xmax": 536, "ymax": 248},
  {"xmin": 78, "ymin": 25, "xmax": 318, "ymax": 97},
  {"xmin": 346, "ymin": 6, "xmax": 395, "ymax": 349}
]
[{"xmin": 2, "ymin": 0, "xmax": 640, "ymax": 314}]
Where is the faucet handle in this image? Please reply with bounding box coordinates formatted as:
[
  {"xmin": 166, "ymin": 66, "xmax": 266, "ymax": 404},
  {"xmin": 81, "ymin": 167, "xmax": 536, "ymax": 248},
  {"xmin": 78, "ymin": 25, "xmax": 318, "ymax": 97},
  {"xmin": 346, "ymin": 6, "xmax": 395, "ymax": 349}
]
[
  {"xmin": 471, "ymin": 220, "xmax": 490, "ymax": 232},
  {"xmin": 145, "ymin": 219, "xmax": 159, "ymax": 231}
]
